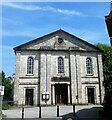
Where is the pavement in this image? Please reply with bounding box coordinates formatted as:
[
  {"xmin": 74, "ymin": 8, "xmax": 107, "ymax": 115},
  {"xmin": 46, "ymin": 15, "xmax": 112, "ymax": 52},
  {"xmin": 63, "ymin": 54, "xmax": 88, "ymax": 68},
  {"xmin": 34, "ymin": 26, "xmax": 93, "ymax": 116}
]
[{"xmin": 1, "ymin": 105, "xmax": 111, "ymax": 120}]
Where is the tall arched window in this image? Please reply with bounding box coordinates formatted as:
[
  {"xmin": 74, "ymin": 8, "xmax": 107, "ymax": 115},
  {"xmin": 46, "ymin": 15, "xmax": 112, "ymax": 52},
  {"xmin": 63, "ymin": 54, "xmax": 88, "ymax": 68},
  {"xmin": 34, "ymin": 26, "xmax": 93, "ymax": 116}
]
[
  {"xmin": 58, "ymin": 57, "xmax": 64, "ymax": 74},
  {"xmin": 86, "ymin": 57, "xmax": 93, "ymax": 74},
  {"xmin": 27, "ymin": 57, "xmax": 34, "ymax": 74}
]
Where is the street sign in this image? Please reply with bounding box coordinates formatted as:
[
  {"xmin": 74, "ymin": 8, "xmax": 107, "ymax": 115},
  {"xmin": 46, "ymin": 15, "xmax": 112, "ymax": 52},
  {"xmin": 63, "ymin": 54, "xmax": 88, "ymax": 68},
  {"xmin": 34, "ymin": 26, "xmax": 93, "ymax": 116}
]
[{"xmin": 0, "ymin": 86, "xmax": 4, "ymax": 96}]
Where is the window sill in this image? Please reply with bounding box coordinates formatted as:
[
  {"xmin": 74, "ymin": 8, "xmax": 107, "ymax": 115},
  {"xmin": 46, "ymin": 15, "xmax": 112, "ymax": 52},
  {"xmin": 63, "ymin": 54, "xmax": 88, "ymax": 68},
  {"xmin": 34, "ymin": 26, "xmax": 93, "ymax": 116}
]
[
  {"xmin": 86, "ymin": 74, "xmax": 93, "ymax": 76},
  {"xmin": 26, "ymin": 74, "xmax": 34, "ymax": 76},
  {"xmin": 57, "ymin": 73, "xmax": 65, "ymax": 76}
]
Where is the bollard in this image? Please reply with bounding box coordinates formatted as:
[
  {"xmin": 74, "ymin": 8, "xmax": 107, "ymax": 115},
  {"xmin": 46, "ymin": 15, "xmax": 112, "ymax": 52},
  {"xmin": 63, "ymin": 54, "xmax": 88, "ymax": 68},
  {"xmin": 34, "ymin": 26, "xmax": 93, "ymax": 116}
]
[
  {"xmin": 73, "ymin": 105, "xmax": 75, "ymax": 116},
  {"xmin": 57, "ymin": 105, "xmax": 59, "ymax": 117},
  {"xmin": 39, "ymin": 106, "xmax": 41, "ymax": 118},
  {"xmin": 22, "ymin": 107, "xmax": 24, "ymax": 119}
]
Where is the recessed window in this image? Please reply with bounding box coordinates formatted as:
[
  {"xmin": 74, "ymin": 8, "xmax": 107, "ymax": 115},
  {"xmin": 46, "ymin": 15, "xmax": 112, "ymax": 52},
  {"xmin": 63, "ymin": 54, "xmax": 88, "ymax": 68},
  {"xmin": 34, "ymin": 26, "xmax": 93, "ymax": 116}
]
[
  {"xmin": 58, "ymin": 57, "xmax": 64, "ymax": 74},
  {"xmin": 27, "ymin": 57, "xmax": 34, "ymax": 74},
  {"xmin": 86, "ymin": 57, "xmax": 93, "ymax": 75}
]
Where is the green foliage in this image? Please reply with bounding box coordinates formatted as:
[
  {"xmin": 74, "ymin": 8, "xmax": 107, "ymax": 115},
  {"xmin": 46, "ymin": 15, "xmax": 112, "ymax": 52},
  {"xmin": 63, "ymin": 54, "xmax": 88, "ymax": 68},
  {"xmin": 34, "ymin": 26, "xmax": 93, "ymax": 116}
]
[
  {"xmin": 2, "ymin": 105, "xmax": 11, "ymax": 110},
  {"xmin": 1, "ymin": 71, "xmax": 12, "ymax": 101},
  {"xmin": 95, "ymin": 44, "xmax": 112, "ymax": 76}
]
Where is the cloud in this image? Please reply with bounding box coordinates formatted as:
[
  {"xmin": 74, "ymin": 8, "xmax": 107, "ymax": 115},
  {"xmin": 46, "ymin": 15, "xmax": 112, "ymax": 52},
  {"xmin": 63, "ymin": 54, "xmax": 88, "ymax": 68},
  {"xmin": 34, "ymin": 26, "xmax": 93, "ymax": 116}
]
[
  {"xmin": 2, "ymin": 2, "xmax": 83, "ymax": 16},
  {"xmin": 57, "ymin": 9, "xmax": 81, "ymax": 15},
  {"xmin": 2, "ymin": 30, "xmax": 36, "ymax": 37}
]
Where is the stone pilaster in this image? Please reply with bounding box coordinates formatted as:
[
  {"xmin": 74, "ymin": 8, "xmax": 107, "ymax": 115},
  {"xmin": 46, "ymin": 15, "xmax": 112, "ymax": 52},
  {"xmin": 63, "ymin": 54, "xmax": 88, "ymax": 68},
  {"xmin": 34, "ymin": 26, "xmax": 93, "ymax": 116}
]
[
  {"xmin": 40, "ymin": 52, "xmax": 46, "ymax": 105},
  {"xmin": 52, "ymin": 85, "xmax": 55, "ymax": 105},
  {"xmin": 70, "ymin": 52, "xmax": 76, "ymax": 104},
  {"xmin": 14, "ymin": 51, "xmax": 21, "ymax": 105},
  {"xmin": 46, "ymin": 52, "xmax": 51, "ymax": 105},
  {"xmin": 97, "ymin": 54, "xmax": 104, "ymax": 104},
  {"xmin": 68, "ymin": 84, "xmax": 70, "ymax": 104},
  {"xmin": 76, "ymin": 53, "xmax": 82, "ymax": 104}
]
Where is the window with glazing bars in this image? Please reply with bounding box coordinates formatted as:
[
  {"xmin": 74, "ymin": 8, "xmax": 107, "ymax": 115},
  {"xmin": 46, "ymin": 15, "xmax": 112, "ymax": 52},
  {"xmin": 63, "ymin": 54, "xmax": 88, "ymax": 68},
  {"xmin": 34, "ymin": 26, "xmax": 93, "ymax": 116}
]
[
  {"xmin": 86, "ymin": 58, "xmax": 93, "ymax": 74},
  {"xmin": 27, "ymin": 57, "xmax": 34, "ymax": 74},
  {"xmin": 58, "ymin": 57, "xmax": 64, "ymax": 74}
]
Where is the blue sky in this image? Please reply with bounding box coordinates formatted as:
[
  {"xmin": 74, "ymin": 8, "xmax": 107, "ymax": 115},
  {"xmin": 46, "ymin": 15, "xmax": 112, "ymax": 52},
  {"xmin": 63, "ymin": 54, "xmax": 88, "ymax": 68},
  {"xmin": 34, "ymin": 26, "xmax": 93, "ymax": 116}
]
[{"xmin": 1, "ymin": 2, "xmax": 111, "ymax": 77}]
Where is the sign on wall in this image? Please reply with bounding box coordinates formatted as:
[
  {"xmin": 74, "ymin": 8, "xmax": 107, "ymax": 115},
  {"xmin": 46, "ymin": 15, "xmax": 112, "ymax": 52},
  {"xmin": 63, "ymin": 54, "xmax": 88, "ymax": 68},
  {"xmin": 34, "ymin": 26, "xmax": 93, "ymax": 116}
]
[{"xmin": 0, "ymin": 86, "xmax": 4, "ymax": 96}]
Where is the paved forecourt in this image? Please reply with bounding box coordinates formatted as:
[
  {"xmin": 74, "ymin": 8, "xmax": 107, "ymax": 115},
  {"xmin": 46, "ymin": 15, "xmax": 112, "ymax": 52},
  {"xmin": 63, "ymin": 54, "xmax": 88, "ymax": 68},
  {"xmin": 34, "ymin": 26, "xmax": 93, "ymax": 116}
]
[{"xmin": 2, "ymin": 105, "xmax": 104, "ymax": 119}]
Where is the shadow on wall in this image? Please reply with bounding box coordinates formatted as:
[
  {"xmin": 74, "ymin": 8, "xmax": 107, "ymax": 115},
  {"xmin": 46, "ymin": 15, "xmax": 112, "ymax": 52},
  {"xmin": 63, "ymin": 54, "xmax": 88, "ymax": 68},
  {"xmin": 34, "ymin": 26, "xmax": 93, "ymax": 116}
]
[{"xmin": 61, "ymin": 107, "xmax": 111, "ymax": 120}]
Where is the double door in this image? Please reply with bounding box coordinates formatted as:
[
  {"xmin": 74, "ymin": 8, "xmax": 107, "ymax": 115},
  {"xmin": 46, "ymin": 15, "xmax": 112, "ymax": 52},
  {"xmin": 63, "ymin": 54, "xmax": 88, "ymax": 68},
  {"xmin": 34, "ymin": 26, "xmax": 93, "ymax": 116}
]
[{"xmin": 55, "ymin": 84, "xmax": 68, "ymax": 104}]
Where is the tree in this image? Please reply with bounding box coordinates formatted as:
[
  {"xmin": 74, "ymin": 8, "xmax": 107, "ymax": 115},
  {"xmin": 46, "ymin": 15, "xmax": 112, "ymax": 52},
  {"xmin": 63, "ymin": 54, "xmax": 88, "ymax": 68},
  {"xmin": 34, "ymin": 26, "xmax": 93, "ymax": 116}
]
[
  {"xmin": 1, "ymin": 71, "xmax": 12, "ymax": 101},
  {"xmin": 95, "ymin": 44, "xmax": 112, "ymax": 115},
  {"xmin": 95, "ymin": 44, "xmax": 112, "ymax": 75}
]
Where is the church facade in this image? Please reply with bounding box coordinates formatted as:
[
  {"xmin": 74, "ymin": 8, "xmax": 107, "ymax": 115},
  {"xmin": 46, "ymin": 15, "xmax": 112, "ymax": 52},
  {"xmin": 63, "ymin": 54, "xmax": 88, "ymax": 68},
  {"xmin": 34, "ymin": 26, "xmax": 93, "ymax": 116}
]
[{"xmin": 13, "ymin": 29, "xmax": 104, "ymax": 106}]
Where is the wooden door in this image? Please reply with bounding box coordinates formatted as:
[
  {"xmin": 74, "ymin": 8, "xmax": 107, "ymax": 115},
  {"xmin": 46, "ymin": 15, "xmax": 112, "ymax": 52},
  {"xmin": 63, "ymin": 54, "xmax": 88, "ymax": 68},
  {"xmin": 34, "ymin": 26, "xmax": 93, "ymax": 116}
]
[
  {"xmin": 55, "ymin": 84, "xmax": 68, "ymax": 104},
  {"xmin": 87, "ymin": 88, "xmax": 95, "ymax": 104},
  {"xmin": 25, "ymin": 89, "xmax": 33, "ymax": 105}
]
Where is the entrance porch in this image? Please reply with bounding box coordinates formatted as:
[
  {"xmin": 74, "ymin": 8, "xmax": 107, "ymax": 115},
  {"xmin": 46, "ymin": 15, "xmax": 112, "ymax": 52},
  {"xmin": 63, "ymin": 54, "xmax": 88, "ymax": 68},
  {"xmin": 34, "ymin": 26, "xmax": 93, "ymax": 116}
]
[{"xmin": 51, "ymin": 83, "xmax": 70, "ymax": 105}]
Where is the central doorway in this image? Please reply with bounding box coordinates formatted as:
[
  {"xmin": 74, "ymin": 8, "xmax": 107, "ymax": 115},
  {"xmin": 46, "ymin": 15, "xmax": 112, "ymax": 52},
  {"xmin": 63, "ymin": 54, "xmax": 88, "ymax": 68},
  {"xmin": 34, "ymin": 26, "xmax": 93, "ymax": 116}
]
[
  {"xmin": 55, "ymin": 84, "xmax": 68, "ymax": 104},
  {"xmin": 25, "ymin": 89, "xmax": 33, "ymax": 105},
  {"xmin": 87, "ymin": 88, "xmax": 95, "ymax": 104}
]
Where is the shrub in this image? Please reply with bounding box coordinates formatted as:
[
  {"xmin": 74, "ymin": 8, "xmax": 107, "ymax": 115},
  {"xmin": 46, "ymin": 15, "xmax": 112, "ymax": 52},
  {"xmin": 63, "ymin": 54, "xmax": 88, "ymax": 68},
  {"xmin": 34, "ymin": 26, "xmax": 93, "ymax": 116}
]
[{"xmin": 2, "ymin": 105, "xmax": 11, "ymax": 110}]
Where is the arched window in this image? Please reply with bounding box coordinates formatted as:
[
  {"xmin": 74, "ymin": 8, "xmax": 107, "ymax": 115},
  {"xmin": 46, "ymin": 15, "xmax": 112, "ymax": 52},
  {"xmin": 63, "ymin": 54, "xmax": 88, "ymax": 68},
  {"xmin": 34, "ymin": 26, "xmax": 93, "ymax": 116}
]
[
  {"xmin": 58, "ymin": 57, "xmax": 64, "ymax": 74},
  {"xmin": 86, "ymin": 57, "xmax": 93, "ymax": 74},
  {"xmin": 27, "ymin": 57, "xmax": 34, "ymax": 74}
]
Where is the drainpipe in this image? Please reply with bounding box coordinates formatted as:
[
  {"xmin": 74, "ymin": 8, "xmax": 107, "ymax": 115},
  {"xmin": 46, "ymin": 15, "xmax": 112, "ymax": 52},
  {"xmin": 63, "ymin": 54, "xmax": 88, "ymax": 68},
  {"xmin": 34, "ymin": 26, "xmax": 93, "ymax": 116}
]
[
  {"xmin": 46, "ymin": 52, "xmax": 47, "ymax": 105},
  {"xmin": 38, "ymin": 51, "xmax": 41, "ymax": 106},
  {"xmin": 75, "ymin": 54, "xmax": 79, "ymax": 104},
  {"xmin": 69, "ymin": 50, "xmax": 72, "ymax": 104}
]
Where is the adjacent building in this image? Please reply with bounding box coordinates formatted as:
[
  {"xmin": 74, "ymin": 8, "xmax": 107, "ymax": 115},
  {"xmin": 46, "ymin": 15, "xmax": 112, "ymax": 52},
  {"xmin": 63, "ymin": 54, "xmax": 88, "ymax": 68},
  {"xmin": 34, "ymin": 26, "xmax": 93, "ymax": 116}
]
[
  {"xmin": 105, "ymin": 2, "xmax": 112, "ymax": 46},
  {"xmin": 13, "ymin": 29, "xmax": 104, "ymax": 106}
]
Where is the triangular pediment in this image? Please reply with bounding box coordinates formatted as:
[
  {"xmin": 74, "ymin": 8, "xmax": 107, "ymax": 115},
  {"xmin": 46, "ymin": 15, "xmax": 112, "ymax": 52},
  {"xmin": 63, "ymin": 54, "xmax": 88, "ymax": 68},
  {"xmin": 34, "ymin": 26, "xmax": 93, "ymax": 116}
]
[{"xmin": 14, "ymin": 29, "xmax": 102, "ymax": 52}]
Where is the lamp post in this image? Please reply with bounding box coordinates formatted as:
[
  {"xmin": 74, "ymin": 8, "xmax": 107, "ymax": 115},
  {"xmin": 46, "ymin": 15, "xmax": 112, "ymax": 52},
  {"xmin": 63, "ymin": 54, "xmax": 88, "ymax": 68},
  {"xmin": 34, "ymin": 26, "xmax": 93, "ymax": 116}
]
[
  {"xmin": 0, "ymin": 94, "xmax": 2, "ymax": 116},
  {"xmin": 0, "ymin": 77, "xmax": 2, "ymax": 116},
  {"xmin": 0, "ymin": 86, "xmax": 4, "ymax": 116}
]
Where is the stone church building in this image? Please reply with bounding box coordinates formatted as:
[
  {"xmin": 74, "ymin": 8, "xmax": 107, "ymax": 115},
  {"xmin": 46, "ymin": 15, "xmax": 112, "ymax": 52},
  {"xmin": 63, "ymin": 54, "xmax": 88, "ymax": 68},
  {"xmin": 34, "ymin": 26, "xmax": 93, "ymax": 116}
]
[{"xmin": 13, "ymin": 29, "xmax": 104, "ymax": 106}]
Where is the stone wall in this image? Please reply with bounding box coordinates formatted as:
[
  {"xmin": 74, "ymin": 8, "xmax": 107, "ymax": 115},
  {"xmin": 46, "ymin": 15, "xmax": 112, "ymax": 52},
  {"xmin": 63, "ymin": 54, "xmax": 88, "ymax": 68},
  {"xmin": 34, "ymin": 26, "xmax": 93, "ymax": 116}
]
[{"xmin": 14, "ymin": 49, "xmax": 104, "ymax": 106}]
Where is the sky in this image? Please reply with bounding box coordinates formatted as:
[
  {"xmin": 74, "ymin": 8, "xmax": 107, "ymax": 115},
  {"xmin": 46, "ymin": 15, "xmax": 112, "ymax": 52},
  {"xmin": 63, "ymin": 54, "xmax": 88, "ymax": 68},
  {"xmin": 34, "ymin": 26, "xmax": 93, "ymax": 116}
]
[{"xmin": 1, "ymin": 2, "xmax": 111, "ymax": 77}]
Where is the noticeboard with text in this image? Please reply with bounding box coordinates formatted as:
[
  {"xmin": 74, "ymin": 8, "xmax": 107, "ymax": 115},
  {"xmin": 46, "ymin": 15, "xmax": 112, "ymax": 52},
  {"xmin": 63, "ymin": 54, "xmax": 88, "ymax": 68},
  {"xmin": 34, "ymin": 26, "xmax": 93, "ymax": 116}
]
[{"xmin": 42, "ymin": 92, "xmax": 49, "ymax": 100}]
